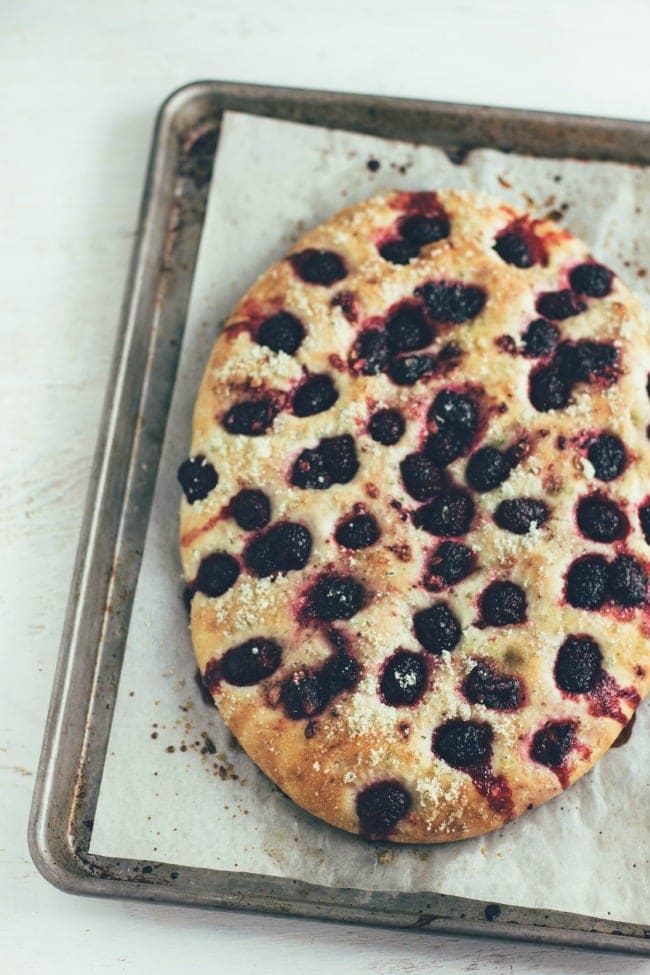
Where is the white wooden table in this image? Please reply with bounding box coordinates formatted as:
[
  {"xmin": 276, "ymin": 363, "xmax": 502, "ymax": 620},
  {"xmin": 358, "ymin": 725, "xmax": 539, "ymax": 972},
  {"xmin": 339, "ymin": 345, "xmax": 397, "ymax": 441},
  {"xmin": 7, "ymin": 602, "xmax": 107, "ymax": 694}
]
[{"xmin": 3, "ymin": 1, "xmax": 649, "ymax": 971}]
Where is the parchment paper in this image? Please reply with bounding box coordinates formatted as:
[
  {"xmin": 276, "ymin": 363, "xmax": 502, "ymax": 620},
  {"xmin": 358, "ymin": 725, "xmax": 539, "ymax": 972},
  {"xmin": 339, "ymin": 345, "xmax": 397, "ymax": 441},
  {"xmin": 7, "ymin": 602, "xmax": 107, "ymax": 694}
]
[{"xmin": 91, "ymin": 111, "xmax": 650, "ymax": 923}]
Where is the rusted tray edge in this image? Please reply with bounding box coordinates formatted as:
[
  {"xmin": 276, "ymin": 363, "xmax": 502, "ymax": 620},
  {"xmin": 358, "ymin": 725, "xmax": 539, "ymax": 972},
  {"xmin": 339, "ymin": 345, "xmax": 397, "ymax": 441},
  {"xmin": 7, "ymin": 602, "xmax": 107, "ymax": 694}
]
[
  {"xmin": 26, "ymin": 850, "xmax": 650, "ymax": 955},
  {"xmin": 162, "ymin": 80, "xmax": 650, "ymax": 163},
  {"xmin": 29, "ymin": 80, "xmax": 650, "ymax": 956},
  {"xmin": 28, "ymin": 75, "xmax": 181, "ymax": 892}
]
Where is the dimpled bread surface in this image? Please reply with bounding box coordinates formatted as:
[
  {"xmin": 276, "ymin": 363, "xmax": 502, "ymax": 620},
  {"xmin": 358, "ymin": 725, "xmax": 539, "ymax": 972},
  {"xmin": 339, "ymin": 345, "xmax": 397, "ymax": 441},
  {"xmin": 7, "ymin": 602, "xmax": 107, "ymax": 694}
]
[{"xmin": 179, "ymin": 189, "xmax": 650, "ymax": 843}]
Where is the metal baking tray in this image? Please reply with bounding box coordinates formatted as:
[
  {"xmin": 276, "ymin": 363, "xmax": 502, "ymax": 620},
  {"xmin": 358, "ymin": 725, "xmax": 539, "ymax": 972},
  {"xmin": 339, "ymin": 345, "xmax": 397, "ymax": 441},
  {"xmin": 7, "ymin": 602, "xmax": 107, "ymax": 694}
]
[{"xmin": 29, "ymin": 80, "xmax": 650, "ymax": 954}]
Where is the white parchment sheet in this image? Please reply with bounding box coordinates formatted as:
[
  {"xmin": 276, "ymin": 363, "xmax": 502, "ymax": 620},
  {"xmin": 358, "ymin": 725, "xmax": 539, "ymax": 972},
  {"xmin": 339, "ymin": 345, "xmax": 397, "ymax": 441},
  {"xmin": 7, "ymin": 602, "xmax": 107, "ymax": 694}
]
[{"xmin": 91, "ymin": 111, "xmax": 650, "ymax": 923}]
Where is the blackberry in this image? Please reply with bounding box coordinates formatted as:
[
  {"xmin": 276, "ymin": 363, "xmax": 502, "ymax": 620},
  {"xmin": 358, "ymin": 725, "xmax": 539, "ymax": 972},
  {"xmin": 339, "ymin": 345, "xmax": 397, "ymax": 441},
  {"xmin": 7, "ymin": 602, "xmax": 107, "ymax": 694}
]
[
  {"xmin": 292, "ymin": 374, "xmax": 338, "ymax": 417},
  {"xmin": 349, "ymin": 329, "xmax": 389, "ymax": 375},
  {"xmin": 322, "ymin": 652, "xmax": 360, "ymax": 696},
  {"xmin": 257, "ymin": 311, "xmax": 305, "ymax": 355},
  {"xmin": 413, "ymin": 489, "xmax": 474, "ymax": 537},
  {"xmin": 494, "ymin": 232, "xmax": 534, "ymax": 268},
  {"xmin": 305, "ymin": 573, "xmax": 365, "ymax": 621},
  {"xmin": 356, "ymin": 781, "xmax": 412, "ymax": 836},
  {"xmin": 424, "ymin": 541, "xmax": 474, "ymax": 590},
  {"xmin": 335, "ymin": 513, "xmax": 380, "ymax": 549},
  {"xmin": 569, "ymin": 263, "xmax": 614, "ymax": 298},
  {"xmin": 380, "ymin": 651, "xmax": 427, "ymax": 706},
  {"xmin": 368, "ymin": 408, "xmax": 405, "ymax": 445},
  {"xmin": 536, "ymin": 289, "xmax": 586, "ymax": 320},
  {"xmin": 400, "ymin": 212, "xmax": 449, "ymax": 246},
  {"xmin": 195, "ymin": 552, "xmax": 240, "ymax": 597},
  {"xmin": 244, "ymin": 522, "xmax": 312, "ymax": 577},
  {"xmin": 429, "ymin": 389, "xmax": 478, "ymax": 442},
  {"xmin": 221, "ymin": 638, "xmax": 281, "ymax": 686},
  {"xmin": 223, "ymin": 398, "xmax": 276, "ymax": 436},
  {"xmin": 320, "ymin": 434, "xmax": 359, "ymax": 484},
  {"xmin": 378, "ymin": 238, "xmax": 419, "ymax": 265},
  {"xmin": 231, "ymin": 489, "xmax": 271, "ymax": 530},
  {"xmin": 385, "ymin": 304, "xmax": 435, "ymax": 353},
  {"xmin": 494, "ymin": 498, "xmax": 549, "ymax": 535},
  {"xmin": 465, "ymin": 446, "xmax": 512, "ymax": 492},
  {"xmin": 576, "ymin": 495, "xmax": 627, "ymax": 542},
  {"xmin": 400, "ymin": 452, "xmax": 445, "ymax": 502},
  {"xmin": 521, "ymin": 319, "xmax": 559, "ymax": 358},
  {"xmin": 565, "ymin": 554, "xmax": 608, "ymax": 609},
  {"xmin": 281, "ymin": 671, "xmax": 328, "ymax": 718},
  {"xmin": 607, "ymin": 554, "xmax": 648, "ymax": 607},
  {"xmin": 177, "ymin": 455, "xmax": 218, "ymax": 504},
  {"xmin": 417, "ymin": 280, "xmax": 486, "ymax": 324},
  {"xmin": 554, "ymin": 635, "xmax": 602, "ymax": 694},
  {"xmin": 290, "ymin": 249, "xmax": 347, "ymax": 285},
  {"xmin": 413, "ymin": 602, "xmax": 461, "ymax": 654},
  {"xmin": 433, "ymin": 719, "xmax": 493, "ymax": 768},
  {"xmin": 479, "ymin": 581, "xmax": 527, "ymax": 626},
  {"xmin": 529, "ymin": 365, "xmax": 571, "ymax": 412},
  {"xmin": 531, "ymin": 721, "xmax": 576, "ymax": 767},
  {"xmin": 290, "ymin": 448, "xmax": 332, "ymax": 490},
  {"xmin": 463, "ymin": 661, "xmax": 523, "ymax": 710},
  {"xmin": 387, "ymin": 353, "xmax": 436, "ymax": 385},
  {"xmin": 587, "ymin": 433, "xmax": 626, "ymax": 482}
]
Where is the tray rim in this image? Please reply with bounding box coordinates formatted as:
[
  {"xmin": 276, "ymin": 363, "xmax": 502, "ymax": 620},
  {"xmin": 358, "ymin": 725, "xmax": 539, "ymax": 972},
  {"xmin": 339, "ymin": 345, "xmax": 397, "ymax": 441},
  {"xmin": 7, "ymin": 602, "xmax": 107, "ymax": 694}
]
[{"xmin": 28, "ymin": 78, "xmax": 650, "ymax": 956}]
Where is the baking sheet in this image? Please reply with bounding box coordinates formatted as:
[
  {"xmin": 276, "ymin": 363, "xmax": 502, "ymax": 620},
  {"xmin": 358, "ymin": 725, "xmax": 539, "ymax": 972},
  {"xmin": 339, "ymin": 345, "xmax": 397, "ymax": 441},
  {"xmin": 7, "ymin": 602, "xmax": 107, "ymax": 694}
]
[{"xmin": 91, "ymin": 110, "xmax": 650, "ymax": 924}]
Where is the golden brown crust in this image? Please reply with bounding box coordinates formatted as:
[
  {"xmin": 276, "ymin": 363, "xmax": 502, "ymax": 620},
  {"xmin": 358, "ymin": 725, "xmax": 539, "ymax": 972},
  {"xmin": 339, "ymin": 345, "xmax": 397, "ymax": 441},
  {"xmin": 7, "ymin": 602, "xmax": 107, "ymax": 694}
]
[{"xmin": 180, "ymin": 189, "xmax": 650, "ymax": 843}]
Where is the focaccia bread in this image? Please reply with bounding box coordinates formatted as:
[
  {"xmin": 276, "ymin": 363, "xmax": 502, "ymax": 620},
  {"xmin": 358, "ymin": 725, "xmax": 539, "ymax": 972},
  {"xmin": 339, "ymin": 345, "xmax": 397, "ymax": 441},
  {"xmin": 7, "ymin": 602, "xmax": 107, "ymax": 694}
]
[{"xmin": 178, "ymin": 189, "xmax": 649, "ymax": 843}]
